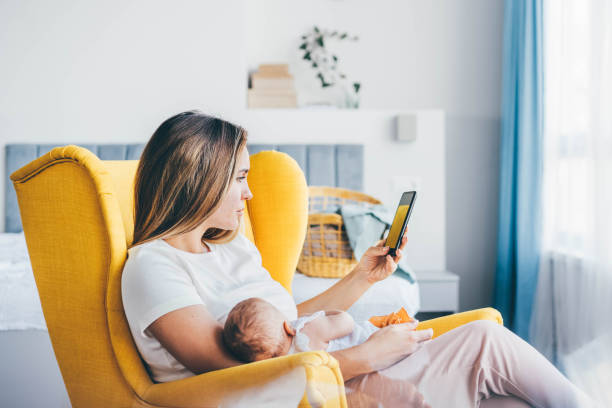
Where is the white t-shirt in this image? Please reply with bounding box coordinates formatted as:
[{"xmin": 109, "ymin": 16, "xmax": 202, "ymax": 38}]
[{"xmin": 121, "ymin": 233, "xmax": 298, "ymax": 383}]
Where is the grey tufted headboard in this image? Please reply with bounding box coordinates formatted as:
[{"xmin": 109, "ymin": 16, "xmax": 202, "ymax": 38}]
[{"xmin": 5, "ymin": 143, "xmax": 363, "ymax": 232}]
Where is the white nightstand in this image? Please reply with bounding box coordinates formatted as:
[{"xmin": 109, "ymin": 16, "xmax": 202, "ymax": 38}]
[{"xmin": 416, "ymin": 270, "xmax": 460, "ymax": 313}]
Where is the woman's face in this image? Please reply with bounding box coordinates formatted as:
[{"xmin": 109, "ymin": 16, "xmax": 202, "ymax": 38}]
[{"xmin": 207, "ymin": 147, "xmax": 253, "ymax": 231}]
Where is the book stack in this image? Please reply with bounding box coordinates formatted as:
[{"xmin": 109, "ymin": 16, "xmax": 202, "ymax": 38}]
[{"xmin": 248, "ymin": 64, "xmax": 297, "ymax": 108}]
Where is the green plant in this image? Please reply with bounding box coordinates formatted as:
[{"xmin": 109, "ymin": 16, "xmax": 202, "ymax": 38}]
[{"xmin": 299, "ymin": 26, "xmax": 361, "ymax": 98}]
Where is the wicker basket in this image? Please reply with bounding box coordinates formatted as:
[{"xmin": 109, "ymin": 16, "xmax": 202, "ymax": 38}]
[{"xmin": 297, "ymin": 186, "xmax": 382, "ymax": 278}]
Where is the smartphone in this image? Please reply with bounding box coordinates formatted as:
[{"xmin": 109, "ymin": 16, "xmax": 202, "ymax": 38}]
[{"xmin": 385, "ymin": 191, "xmax": 417, "ymax": 257}]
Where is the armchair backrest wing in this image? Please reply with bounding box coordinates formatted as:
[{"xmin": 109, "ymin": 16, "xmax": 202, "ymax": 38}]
[
  {"xmin": 246, "ymin": 151, "xmax": 308, "ymax": 292},
  {"xmin": 10, "ymin": 146, "xmax": 150, "ymax": 407}
]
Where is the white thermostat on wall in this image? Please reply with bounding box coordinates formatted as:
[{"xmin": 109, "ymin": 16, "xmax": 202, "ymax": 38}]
[{"xmin": 396, "ymin": 113, "xmax": 418, "ymax": 142}]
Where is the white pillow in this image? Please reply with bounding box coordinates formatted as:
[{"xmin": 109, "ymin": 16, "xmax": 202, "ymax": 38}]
[{"xmin": 291, "ymin": 271, "xmax": 420, "ymax": 322}]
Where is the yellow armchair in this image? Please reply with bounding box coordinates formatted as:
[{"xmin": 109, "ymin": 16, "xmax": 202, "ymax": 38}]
[{"xmin": 11, "ymin": 145, "xmax": 501, "ymax": 408}]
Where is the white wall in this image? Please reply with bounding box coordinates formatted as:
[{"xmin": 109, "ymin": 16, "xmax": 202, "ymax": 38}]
[
  {"xmin": 246, "ymin": 0, "xmax": 502, "ymax": 118},
  {"xmin": 1, "ymin": 0, "xmax": 503, "ymax": 307}
]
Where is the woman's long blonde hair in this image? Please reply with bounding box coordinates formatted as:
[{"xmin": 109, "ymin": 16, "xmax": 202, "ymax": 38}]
[{"xmin": 131, "ymin": 110, "xmax": 248, "ymax": 248}]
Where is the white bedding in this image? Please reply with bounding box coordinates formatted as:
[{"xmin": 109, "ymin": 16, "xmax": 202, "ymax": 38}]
[
  {"xmin": 292, "ymin": 271, "xmax": 420, "ymax": 322},
  {"xmin": 0, "ymin": 232, "xmax": 420, "ymax": 331},
  {"xmin": 0, "ymin": 233, "xmax": 46, "ymax": 330}
]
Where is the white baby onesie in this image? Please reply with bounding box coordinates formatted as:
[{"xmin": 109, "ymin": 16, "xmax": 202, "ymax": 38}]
[{"xmin": 290, "ymin": 311, "xmax": 379, "ymax": 353}]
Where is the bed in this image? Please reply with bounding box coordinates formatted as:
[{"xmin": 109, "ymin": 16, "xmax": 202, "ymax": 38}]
[{"xmin": 1, "ymin": 143, "xmax": 419, "ymax": 407}]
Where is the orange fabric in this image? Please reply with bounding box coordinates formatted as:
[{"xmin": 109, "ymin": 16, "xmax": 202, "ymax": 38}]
[{"xmin": 369, "ymin": 307, "xmax": 415, "ymax": 328}]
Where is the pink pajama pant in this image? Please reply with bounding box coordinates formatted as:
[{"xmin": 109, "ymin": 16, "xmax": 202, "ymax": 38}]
[{"xmin": 344, "ymin": 320, "xmax": 594, "ymax": 407}]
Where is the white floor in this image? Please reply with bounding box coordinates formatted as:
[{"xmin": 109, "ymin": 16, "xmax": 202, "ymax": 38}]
[{"xmin": 0, "ymin": 330, "xmax": 70, "ymax": 408}]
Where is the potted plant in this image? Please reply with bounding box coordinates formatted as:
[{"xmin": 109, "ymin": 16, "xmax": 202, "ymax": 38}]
[{"xmin": 298, "ymin": 26, "xmax": 361, "ymax": 108}]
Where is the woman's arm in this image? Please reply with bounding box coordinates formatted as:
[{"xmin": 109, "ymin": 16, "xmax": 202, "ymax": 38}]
[
  {"xmin": 147, "ymin": 304, "xmax": 242, "ymax": 374},
  {"xmin": 297, "ymin": 236, "xmax": 408, "ymax": 315},
  {"xmin": 297, "ymin": 269, "xmax": 373, "ymax": 315}
]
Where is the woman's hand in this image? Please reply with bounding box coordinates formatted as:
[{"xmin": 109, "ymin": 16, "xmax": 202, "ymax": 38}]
[
  {"xmin": 361, "ymin": 321, "xmax": 433, "ymax": 372},
  {"xmin": 329, "ymin": 321, "xmax": 433, "ymax": 382},
  {"xmin": 354, "ymin": 235, "xmax": 409, "ymax": 284}
]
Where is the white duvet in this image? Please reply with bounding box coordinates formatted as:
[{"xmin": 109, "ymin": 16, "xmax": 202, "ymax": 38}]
[{"xmin": 0, "ymin": 233, "xmax": 46, "ymax": 330}]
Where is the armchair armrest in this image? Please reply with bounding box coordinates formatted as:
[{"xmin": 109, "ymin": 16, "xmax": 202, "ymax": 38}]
[
  {"xmin": 415, "ymin": 307, "xmax": 503, "ymax": 339},
  {"xmin": 143, "ymin": 350, "xmax": 347, "ymax": 408}
]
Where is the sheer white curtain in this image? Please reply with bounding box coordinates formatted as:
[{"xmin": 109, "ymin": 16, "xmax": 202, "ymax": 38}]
[{"xmin": 531, "ymin": 0, "xmax": 612, "ymax": 405}]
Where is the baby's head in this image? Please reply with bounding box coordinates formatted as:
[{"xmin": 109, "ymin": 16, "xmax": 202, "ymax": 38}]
[{"xmin": 223, "ymin": 297, "xmax": 295, "ymax": 363}]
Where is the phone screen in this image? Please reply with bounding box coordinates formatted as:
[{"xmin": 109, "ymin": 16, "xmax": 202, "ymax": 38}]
[{"xmin": 385, "ymin": 191, "xmax": 417, "ymax": 256}]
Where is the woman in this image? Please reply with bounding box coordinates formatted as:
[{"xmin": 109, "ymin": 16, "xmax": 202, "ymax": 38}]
[{"xmin": 122, "ymin": 111, "xmax": 592, "ymax": 407}]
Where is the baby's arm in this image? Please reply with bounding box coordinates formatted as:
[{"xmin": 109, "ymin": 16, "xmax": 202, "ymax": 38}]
[{"xmin": 301, "ymin": 310, "xmax": 355, "ymax": 349}]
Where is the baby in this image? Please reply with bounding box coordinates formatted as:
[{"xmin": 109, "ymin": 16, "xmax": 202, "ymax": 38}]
[{"xmin": 223, "ymin": 297, "xmax": 416, "ymax": 363}]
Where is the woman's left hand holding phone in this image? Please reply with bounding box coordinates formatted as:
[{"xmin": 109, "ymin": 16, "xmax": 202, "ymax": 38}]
[{"xmin": 354, "ymin": 234, "xmax": 408, "ymax": 285}]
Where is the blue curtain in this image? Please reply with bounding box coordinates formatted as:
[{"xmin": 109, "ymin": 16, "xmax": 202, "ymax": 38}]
[{"xmin": 494, "ymin": 0, "xmax": 543, "ymax": 341}]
